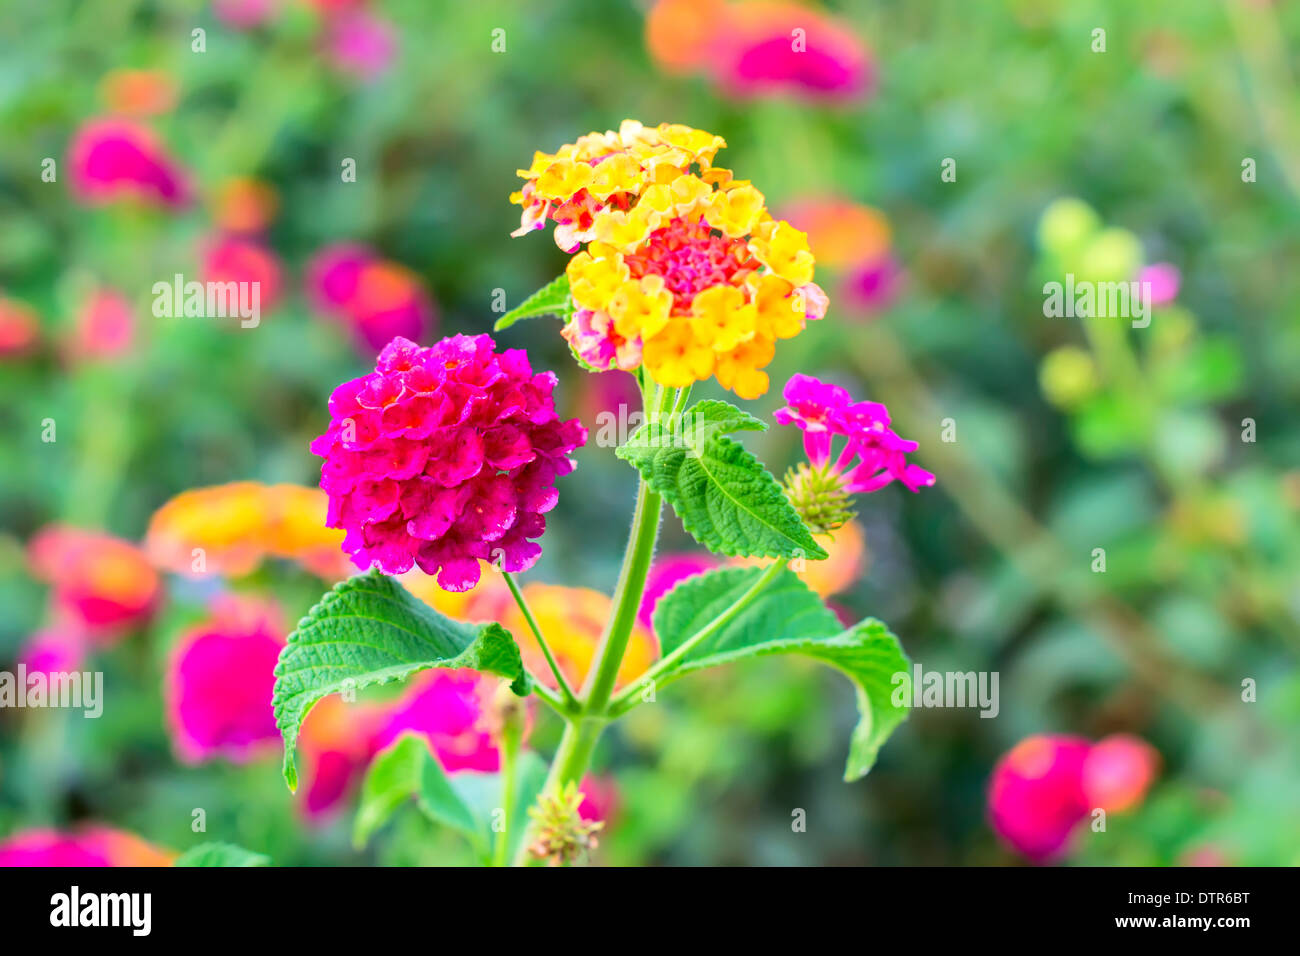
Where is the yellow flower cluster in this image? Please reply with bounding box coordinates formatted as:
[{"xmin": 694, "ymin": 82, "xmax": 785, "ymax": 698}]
[{"xmin": 512, "ymin": 120, "xmax": 826, "ymax": 399}]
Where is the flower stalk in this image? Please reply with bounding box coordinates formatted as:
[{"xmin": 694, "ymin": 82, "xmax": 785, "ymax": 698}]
[{"xmin": 503, "ymin": 570, "xmax": 579, "ymax": 711}]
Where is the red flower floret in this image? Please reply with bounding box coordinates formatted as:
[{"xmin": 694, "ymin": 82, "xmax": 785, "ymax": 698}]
[{"xmin": 311, "ymin": 334, "xmax": 587, "ymax": 590}]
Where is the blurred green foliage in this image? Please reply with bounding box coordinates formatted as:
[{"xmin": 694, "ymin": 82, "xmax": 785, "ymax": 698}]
[{"xmin": 1, "ymin": 0, "xmax": 1297, "ymax": 865}]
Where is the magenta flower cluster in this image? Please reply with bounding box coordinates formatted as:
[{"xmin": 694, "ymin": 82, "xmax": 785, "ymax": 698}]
[
  {"xmin": 774, "ymin": 373, "xmax": 936, "ymax": 494},
  {"xmin": 311, "ymin": 334, "xmax": 587, "ymax": 591}
]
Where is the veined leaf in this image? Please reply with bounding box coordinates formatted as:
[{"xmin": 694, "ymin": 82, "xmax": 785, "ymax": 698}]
[
  {"xmin": 173, "ymin": 843, "xmax": 270, "ymax": 867},
  {"xmin": 616, "ymin": 399, "xmax": 827, "ymax": 560},
  {"xmin": 651, "ymin": 565, "xmax": 910, "ymax": 779},
  {"xmin": 273, "ymin": 570, "xmax": 530, "ymax": 790},
  {"xmin": 354, "ymin": 733, "xmax": 548, "ymax": 863},
  {"xmin": 494, "ymin": 274, "xmax": 573, "ymax": 331}
]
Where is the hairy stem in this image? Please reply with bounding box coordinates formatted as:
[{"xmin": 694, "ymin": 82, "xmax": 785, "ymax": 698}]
[{"xmin": 512, "ymin": 379, "xmax": 673, "ymax": 865}]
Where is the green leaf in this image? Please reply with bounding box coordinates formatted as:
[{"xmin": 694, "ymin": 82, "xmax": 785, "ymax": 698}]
[
  {"xmin": 353, "ymin": 734, "xmax": 549, "ymax": 864},
  {"xmin": 353, "ymin": 733, "xmax": 481, "ymax": 851},
  {"xmin": 273, "ymin": 570, "xmax": 530, "ymax": 791},
  {"xmin": 173, "ymin": 843, "xmax": 270, "ymax": 867},
  {"xmin": 493, "ymin": 274, "xmax": 573, "ymax": 331},
  {"xmin": 652, "ymin": 566, "xmax": 910, "ymax": 779},
  {"xmin": 616, "ymin": 399, "xmax": 827, "ymax": 560}
]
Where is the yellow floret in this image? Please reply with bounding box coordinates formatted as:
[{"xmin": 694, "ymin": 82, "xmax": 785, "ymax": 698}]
[
  {"xmin": 705, "ymin": 184, "xmax": 767, "ymax": 238},
  {"xmin": 608, "ymin": 275, "xmax": 673, "ymax": 342},
  {"xmin": 750, "ymin": 220, "xmax": 815, "ymax": 286},
  {"xmin": 643, "ymin": 320, "xmax": 715, "ymax": 387},
  {"xmin": 567, "ymin": 251, "xmax": 630, "ymax": 313},
  {"xmin": 689, "ymin": 286, "xmax": 756, "ymax": 353}
]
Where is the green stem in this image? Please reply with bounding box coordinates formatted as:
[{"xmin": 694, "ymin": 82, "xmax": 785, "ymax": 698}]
[
  {"xmin": 608, "ymin": 557, "xmax": 789, "ymax": 717},
  {"xmin": 578, "ymin": 479, "xmax": 664, "ymax": 712},
  {"xmin": 493, "ymin": 720, "xmax": 521, "ymax": 867},
  {"xmin": 529, "ymin": 681, "xmax": 571, "ymax": 718},
  {"xmin": 511, "ymin": 382, "xmax": 676, "ymax": 865},
  {"xmin": 503, "ymin": 570, "xmax": 578, "ymax": 710}
]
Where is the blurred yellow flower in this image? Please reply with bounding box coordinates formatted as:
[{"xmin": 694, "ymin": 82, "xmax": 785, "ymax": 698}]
[{"xmin": 146, "ymin": 482, "xmax": 349, "ymax": 579}]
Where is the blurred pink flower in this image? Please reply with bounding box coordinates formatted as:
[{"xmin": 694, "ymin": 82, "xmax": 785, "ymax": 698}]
[
  {"xmin": 0, "ymin": 827, "xmax": 172, "ymax": 867},
  {"xmin": 989, "ymin": 733, "xmax": 1161, "ymax": 863},
  {"xmin": 306, "ymin": 244, "xmax": 436, "ymax": 352},
  {"xmin": 17, "ymin": 629, "xmax": 86, "ymax": 678},
  {"xmin": 1081, "ymin": 733, "xmax": 1160, "ymax": 813},
  {"xmin": 639, "ymin": 553, "xmax": 720, "ymax": 629},
  {"xmin": 576, "ymin": 369, "xmax": 642, "ymax": 430},
  {"xmin": 164, "ymin": 598, "xmax": 284, "ymax": 764},
  {"xmin": 370, "ymin": 670, "xmax": 501, "ymax": 773},
  {"xmin": 322, "ymin": 10, "xmax": 397, "ymax": 79},
  {"xmin": 213, "ymin": 0, "xmax": 279, "ymax": 29},
  {"xmin": 989, "ymin": 734, "xmax": 1091, "ymax": 862},
  {"xmin": 577, "ymin": 775, "xmax": 619, "ymax": 824},
  {"xmin": 713, "ymin": 2, "xmax": 872, "ymax": 101},
  {"xmin": 69, "ymin": 118, "xmax": 190, "ymax": 208},
  {"xmin": 646, "ymin": 0, "xmax": 872, "ymax": 102},
  {"xmin": 843, "ymin": 254, "xmax": 902, "ymax": 312},
  {"xmin": 1139, "ymin": 262, "xmax": 1180, "ymax": 307},
  {"xmin": 296, "ymin": 695, "xmax": 385, "ymax": 820},
  {"xmin": 201, "ymin": 234, "xmax": 284, "ymax": 312},
  {"xmin": 67, "ymin": 288, "xmax": 134, "ymax": 363}
]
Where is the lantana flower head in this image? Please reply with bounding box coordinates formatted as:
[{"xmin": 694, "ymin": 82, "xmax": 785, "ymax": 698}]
[
  {"xmin": 774, "ymin": 373, "xmax": 935, "ymax": 533},
  {"xmin": 311, "ymin": 334, "xmax": 586, "ymax": 591},
  {"xmin": 512, "ymin": 120, "xmax": 827, "ymax": 399}
]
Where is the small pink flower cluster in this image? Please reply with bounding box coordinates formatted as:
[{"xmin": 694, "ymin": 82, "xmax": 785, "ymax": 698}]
[
  {"xmin": 775, "ymin": 373, "xmax": 935, "ymax": 494},
  {"xmin": 311, "ymin": 334, "xmax": 586, "ymax": 591}
]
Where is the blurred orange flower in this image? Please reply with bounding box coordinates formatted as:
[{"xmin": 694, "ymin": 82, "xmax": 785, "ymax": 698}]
[
  {"xmin": 0, "ymin": 297, "xmax": 40, "ymax": 357},
  {"xmin": 100, "ymin": 68, "xmax": 178, "ymax": 117},
  {"xmin": 212, "ymin": 177, "xmax": 280, "ymax": 235},
  {"xmin": 732, "ymin": 518, "xmax": 867, "ymax": 598},
  {"xmin": 405, "ymin": 572, "xmax": 657, "ymax": 692}
]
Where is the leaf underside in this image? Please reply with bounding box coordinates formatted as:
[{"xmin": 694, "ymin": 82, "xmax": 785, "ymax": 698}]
[
  {"xmin": 354, "ymin": 732, "xmax": 547, "ymax": 862},
  {"xmin": 652, "ymin": 565, "xmax": 910, "ymax": 779},
  {"xmin": 273, "ymin": 570, "xmax": 530, "ymax": 790}
]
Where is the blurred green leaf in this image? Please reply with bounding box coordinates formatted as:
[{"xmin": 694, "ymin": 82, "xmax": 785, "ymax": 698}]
[{"xmin": 173, "ymin": 843, "xmax": 271, "ymax": 867}]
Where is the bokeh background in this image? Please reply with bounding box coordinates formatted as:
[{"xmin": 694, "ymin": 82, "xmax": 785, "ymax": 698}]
[{"xmin": 1, "ymin": 0, "xmax": 1298, "ymax": 866}]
